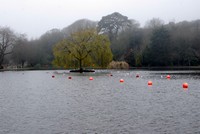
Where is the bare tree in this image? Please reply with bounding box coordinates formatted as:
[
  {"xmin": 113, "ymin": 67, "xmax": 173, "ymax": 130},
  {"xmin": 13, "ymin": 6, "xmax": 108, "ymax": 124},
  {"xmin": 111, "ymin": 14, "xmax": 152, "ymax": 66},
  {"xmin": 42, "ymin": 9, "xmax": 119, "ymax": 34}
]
[
  {"xmin": 0, "ymin": 27, "xmax": 15, "ymax": 69},
  {"xmin": 12, "ymin": 34, "xmax": 28, "ymax": 68},
  {"xmin": 145, "ymin": 18, "xmax": 164, "ymax": 29}
]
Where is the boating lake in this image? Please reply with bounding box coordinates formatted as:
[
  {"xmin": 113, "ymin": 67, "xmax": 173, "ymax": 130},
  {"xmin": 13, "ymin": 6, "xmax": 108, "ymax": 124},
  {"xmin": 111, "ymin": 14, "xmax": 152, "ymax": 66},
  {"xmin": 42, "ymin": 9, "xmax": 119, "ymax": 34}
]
[{"xmin": 0, "ymin": 70, "xmax": 200, "ymax": 134}]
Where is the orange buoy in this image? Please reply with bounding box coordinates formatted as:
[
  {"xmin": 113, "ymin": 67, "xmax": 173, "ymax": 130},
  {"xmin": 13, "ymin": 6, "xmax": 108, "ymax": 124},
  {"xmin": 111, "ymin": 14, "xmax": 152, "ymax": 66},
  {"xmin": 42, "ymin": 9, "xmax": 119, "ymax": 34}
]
[
  {"xmin": 68, "ymin": 76, "xmax": 72, "ymax": 79},
  {"xmin": 52, "ymin": 75, "xmax": 55, "ymax": 78},
  {"xmin": 120, "ymin": 79, "xmax": 124, "ymax": 83},
  {"xmin": 183, "ymin": 83, "xmax": 188, "ymax": 88},
  {"xmin": 89, "ymin": 77, "xmax": 93, "ymax": 80},
  {"xmin": 166, "ymin": 75, "xmax": 171, "ymax": 79},
  {"xmin": 148, "ymin": 81, "xmax": 153, "ymax": 86}
]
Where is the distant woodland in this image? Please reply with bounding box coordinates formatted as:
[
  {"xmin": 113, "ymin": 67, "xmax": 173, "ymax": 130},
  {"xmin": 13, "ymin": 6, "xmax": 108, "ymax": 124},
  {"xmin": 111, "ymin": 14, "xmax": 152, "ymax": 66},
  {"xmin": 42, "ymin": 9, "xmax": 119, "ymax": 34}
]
[{"xmin": 0, "ymin": 12, "xmax": 200, "ymax": 69}]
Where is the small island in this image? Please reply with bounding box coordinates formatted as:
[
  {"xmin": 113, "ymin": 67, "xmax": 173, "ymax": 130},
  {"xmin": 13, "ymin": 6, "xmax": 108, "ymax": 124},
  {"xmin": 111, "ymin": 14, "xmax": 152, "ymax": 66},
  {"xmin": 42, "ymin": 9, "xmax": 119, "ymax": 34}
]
[{"xmin": 70, "ymin": 68, "xmax": 95, "ymax": 73}]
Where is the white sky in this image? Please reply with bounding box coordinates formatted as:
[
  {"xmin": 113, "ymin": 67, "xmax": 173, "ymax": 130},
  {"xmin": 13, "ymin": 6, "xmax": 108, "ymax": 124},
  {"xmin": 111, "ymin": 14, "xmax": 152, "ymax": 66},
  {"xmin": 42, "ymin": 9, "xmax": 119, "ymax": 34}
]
[{"xmin": 0, "ymin": 0, "xmax": 200, "ymax": 39}]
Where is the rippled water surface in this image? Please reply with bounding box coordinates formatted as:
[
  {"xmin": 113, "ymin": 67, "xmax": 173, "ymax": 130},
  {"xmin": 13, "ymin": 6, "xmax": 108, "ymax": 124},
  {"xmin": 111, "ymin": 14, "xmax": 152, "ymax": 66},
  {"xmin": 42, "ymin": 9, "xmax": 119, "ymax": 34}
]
[{"xmin": 0, "ymin": 70, "xmax": 200, "ymax": 134}]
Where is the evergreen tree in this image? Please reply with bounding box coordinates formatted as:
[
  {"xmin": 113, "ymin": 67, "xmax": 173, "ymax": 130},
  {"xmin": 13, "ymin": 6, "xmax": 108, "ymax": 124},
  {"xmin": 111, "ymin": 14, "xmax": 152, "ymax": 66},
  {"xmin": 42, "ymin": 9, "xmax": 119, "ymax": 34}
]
[{"xmin": 144, "ymin": 26, "xmax": 171, "ymax": 66}]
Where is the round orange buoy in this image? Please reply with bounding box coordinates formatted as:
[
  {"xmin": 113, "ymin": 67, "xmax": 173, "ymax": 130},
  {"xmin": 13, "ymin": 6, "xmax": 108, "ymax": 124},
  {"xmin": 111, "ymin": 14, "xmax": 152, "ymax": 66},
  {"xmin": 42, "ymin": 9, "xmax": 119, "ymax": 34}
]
[
  {"xmin": 166, "ymin": 75, "xmax": 171, "ymax": 79},
  {"xmin": 89, "ymin": 77, "xmax": 93, "ymax": 80},
  {"xmin": 183, "ymin": 83, "xmax": 188, "ymax": 88},
  {"xmin": 148, "ymin": 81, "xmax": 152, "ymax": 86},
  {"xmin": 120, "ymin": 79, "xmax": 124, "ymax": 83},
  {"xmin": 52, "ymin": 75, "xmax": 55, "ymax": 78},
  {"xmin": 136, "ymin": 74, "xmax": 139, "ymax": 78},
  {"xmin": 68, "ymin": 76, "xmax": 72, "ymax": 79}
]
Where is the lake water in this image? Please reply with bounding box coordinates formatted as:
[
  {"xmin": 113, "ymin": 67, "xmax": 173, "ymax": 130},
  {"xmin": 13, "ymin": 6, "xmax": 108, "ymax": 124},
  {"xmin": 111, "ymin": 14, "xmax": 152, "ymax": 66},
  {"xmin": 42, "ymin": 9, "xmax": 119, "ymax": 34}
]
[{"xmin": 0, "ymin": 70, "xmax": 200, "ymax": 134}]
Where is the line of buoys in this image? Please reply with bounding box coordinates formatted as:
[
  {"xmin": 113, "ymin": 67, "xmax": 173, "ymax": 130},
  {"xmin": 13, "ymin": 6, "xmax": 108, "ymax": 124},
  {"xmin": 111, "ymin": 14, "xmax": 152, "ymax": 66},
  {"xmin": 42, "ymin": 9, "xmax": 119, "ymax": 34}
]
[{"xmin": 51, "ymin": 73, "xmax": 188, "ymax": 90}]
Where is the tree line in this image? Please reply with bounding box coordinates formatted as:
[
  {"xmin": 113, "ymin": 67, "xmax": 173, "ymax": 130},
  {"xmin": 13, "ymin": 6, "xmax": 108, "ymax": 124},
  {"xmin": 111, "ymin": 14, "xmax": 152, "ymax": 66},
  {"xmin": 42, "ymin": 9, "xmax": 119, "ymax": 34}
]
[
  {"xmin": 98, "ymin": 12, "xmax": 200, "ymax": 67},
  {"xmin": 0, "ymin": 12, "xmax": 200, "ymax": 69}
]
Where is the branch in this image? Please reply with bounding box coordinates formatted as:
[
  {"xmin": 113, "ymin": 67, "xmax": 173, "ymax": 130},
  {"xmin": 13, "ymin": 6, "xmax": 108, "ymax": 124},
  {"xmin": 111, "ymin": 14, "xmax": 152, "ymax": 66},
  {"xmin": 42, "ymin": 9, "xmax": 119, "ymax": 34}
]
[
  {"xmin": 81, "ymin": 50, "xmax": 92, "ymax": 60},
  {"xmin": 63, "ymin": 46, "xmax": 71, "ymax": 53},
  {"xmin": 4, "ymin": 51, "xmax": 13, "ymax": 55},
  {"xmin": 70, "ymin": 36, "xmax": 80, "ymax": 46},
  {"xmin": 72, "ymin": 53, "xmax": 80, "ymax": 60}
]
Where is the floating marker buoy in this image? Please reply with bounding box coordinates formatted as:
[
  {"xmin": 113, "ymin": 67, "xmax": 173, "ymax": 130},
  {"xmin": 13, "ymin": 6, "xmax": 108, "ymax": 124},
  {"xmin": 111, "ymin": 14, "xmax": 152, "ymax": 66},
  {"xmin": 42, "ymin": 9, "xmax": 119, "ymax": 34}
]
[
  {"xmin": 89, "ymin": 77, "xmax": 93, "ymax": 80},
  {"xmin": 52, "ymin": 75, "xmax": 55, "ymax": 78},
  {"xmin": 120, "ymin": 79, "xmax": 124, "ymax": 83},
  {"xmin": 68, "ymin": 76, "xmax": 72, "ymax": 79},
  {"xmin": 136, "ymin": 74, "xmax": 139, "ymax": 78},
  {"xmin": 148, "ymin": 81, "xmax": 153, "ymax": 86},
  {"xmin": 166, "ymin": 75, "xmax": 171, "ymax": 79},
  {"xmin": 183, "ymin": 83, "xmax": 188, "ymax": 88}
]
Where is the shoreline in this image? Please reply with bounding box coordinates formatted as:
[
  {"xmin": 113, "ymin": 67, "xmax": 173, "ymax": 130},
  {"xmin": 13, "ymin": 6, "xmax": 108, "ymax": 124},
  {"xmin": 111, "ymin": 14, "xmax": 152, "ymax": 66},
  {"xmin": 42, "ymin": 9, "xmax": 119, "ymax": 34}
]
[
  {"xmin": 1, "ymin": 66, "xmax": 200, "ymax": 71},
  {"xmin": 129, "ymin": 66, "xmax": 200, "ymax": 70}
]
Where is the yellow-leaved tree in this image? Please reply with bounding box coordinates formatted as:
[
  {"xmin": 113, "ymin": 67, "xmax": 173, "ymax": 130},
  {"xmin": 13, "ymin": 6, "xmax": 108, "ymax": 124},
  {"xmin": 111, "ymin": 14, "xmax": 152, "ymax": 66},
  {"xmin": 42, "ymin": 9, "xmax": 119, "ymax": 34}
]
[{"xmin": 53, "ymin": 29, "xmax": 113, "ymax": 72}]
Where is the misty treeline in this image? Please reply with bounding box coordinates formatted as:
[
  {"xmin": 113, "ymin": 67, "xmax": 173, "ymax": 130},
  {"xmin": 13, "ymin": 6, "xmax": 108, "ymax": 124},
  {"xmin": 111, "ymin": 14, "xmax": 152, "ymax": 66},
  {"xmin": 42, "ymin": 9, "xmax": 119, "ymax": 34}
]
[{"xmin": 1, "ymin": 12, "xmax": 200, "ymax": 69}]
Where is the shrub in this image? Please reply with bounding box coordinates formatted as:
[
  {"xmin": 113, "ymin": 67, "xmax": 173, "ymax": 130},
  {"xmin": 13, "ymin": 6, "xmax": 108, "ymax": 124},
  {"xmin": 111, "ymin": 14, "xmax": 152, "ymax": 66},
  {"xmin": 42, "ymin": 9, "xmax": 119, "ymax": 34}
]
[{"xmin": 108, "ymin": 61, "xmax": 129, "ymax": 69}]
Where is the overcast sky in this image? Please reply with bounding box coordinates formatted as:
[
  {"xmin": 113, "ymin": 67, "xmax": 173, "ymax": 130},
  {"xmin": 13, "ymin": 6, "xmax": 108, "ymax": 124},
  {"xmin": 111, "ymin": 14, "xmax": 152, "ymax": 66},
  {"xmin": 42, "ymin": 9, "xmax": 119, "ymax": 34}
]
[{"xmin": 0, "ymin": 0, "xmax": 200, "ymax": 39}]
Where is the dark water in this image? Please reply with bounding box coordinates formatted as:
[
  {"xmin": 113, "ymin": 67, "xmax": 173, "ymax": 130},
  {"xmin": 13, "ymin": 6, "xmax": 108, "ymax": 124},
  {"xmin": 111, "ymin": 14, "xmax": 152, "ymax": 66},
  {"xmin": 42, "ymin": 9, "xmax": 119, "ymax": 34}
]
[{"xmin": 0, "ymin": 70, "xmax": 200, "ymax": 134}]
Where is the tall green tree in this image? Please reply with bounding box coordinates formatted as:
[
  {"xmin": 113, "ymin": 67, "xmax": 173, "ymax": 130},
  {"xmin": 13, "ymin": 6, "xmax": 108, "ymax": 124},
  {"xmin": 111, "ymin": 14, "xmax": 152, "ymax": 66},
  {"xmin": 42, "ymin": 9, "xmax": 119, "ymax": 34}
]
[
  {"xmin": 53, "ymin": 29, "xmax": 113, "ymax": 71},
  {"xmin": 191, "ymin": 20, "xmax": 200, "ymax": 63},
  {"xmin": 97, "ymin": 12, "xmax": 142, "ymax": 61},
  {"xmin": 97, "ymin": 12, "xmax": 132, "ymax": 41},
  {"xmin": 143, "ymin": 26, "xmax": 171, "ymax": 66},
  {"xmin": 167, "ymin": 20, "xmax": 200, "ymax": 66}
]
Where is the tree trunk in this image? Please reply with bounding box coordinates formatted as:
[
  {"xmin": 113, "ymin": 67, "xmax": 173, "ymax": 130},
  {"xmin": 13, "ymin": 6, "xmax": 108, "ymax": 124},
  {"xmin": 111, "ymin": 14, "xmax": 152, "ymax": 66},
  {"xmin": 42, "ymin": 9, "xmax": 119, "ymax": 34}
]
[
  {"xmin": 21, "ymin": 61, "xmax": 24, "ymax": 68},
  {"xmin": 79, "ymin": 59, "xmax": 83, "ymax": 73},
  {"xmin": 0, "ymin": 56, "xmax": 4, "ymax": 69}
]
